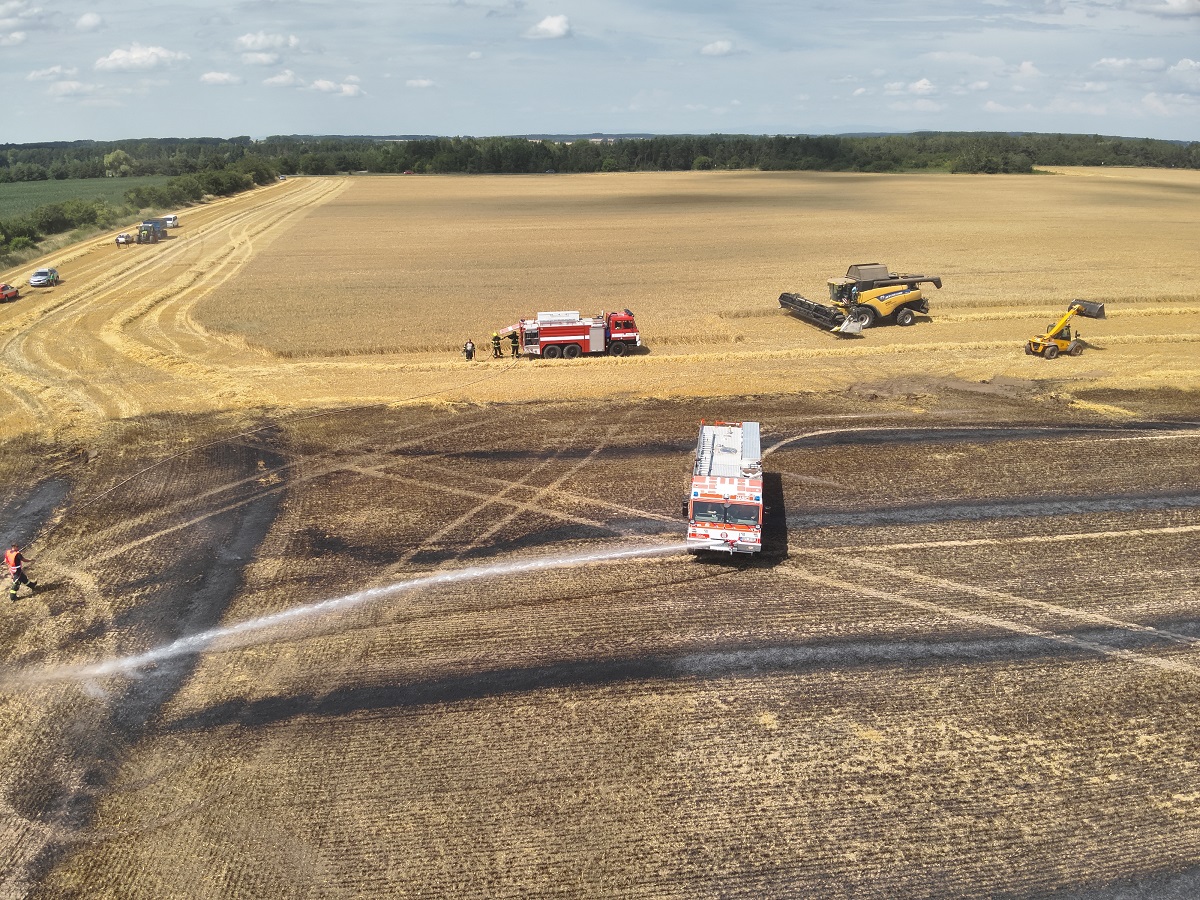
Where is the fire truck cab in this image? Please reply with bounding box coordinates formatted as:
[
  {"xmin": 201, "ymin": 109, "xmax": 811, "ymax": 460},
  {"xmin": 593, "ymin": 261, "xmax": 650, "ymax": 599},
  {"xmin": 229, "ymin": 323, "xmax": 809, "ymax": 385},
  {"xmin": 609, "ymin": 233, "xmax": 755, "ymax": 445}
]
[
  {"xmin": 505, "ymin": 309, "xmax": 641, "ymax": 359},
  {"xmin": 686, "ymin": 420, "xmax": 764, "ymax": 554}
]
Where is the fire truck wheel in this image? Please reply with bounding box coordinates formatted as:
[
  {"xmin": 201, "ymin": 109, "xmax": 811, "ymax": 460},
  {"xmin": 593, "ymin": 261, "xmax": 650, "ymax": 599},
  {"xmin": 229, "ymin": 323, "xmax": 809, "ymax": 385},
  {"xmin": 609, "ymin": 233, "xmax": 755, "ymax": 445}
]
[
  {"xmin": 609, "ymin": 341, "xmax": 628, "ymax": 356},
  {"xmin": 543, "ymin": 345, "xmax": 562, "ymax": 359},
  {"xmin": 562, "ymin": 344, "xmax": 581, "ymax": 360}
]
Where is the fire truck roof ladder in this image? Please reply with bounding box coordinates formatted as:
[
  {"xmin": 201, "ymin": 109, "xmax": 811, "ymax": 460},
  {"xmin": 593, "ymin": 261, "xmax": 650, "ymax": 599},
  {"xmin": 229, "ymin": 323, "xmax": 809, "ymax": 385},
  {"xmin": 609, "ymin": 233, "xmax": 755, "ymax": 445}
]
[{"xmin": 694, "ymin": 421, "xmax": 761, "ymax": 479}]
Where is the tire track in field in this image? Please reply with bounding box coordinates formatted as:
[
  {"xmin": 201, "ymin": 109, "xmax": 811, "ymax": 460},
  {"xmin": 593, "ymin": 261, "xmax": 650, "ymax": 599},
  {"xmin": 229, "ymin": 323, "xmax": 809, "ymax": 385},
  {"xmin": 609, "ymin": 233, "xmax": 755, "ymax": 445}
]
[
  {"xmin": 776, "ymin": 561, "xmax": 1200, "ymax": 677},
  {"xmin": 127, "ymin": 179, "xmax": 349, "ymax": 361},
  {"xmin": 96, "ymin": 179, "xmax": 347, "ymax": 410},
  {"xmin": 806, "ymin": 549, "xmax": 1200, "ymax": 650},
  {"xmin": 468, "ymin": 417, "xmax": 637, "ymax": 547},
  {"xmin": 66, "ymin": 412, "xmax": 495, "ymax": 566},
  {"xmin": 403, "ymin": 458, "xmax": 678, "ymax": 525},
  {"xmin": 818, "ymin": 522, "xmax": 1200, "ymax": 553},
  {"xmin": 0, "ymin": 179, "xmax": 344, "ymax": 428},
  {"xmin": 0, "ymin": 238, "xmax": 209, "ymax": 421},
  {"xmin": 368, "ymin": 447, "xmax": 575, "ymax": 578},
  {"xmin": 341, "ymin": 417, "xmax": 671, "ymax": 578}
]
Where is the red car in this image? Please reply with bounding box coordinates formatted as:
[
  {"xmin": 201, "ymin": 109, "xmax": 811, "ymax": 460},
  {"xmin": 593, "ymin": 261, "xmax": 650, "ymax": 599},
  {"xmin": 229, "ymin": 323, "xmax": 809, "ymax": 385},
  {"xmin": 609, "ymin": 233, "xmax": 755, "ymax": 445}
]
[{"xmin": 0, "ymin": 283, "xmax": 19, "ymax": 302}]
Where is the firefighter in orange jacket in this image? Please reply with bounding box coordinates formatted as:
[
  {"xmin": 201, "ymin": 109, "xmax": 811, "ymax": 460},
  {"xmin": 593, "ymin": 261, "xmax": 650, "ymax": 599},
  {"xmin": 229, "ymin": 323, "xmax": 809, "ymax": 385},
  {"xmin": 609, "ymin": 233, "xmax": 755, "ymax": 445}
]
[{"xmin": 6, "ymin": 544, "xmax": 36, "ymax": 602}]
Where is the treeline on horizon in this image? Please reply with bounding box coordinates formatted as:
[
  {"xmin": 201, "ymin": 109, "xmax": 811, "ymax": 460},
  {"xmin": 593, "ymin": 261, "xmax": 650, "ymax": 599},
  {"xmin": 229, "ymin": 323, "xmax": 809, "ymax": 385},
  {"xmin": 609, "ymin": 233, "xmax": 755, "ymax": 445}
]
[
  {"xmin": 4, "ymin": 131, "xmax": 1199, "ymax": 181},
  {"xmin": 3, "ymin": 131, "xmax": 1197, "ymax": 265}
]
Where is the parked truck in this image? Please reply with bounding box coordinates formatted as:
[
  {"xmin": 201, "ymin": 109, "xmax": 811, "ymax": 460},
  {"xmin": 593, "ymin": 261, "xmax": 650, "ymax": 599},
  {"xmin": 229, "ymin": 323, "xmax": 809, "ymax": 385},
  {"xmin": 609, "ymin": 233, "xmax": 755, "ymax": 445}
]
[
  {"xmin": 685, "ymin": 420, "xmax": 764, "ymax": 555},
  {"xmin": 136, "ymin": 220, "xmax": 166, "ymax": 243},
  {"xmin": 499, "ymin": 309, "xmax": 642, "ymax": 359}
]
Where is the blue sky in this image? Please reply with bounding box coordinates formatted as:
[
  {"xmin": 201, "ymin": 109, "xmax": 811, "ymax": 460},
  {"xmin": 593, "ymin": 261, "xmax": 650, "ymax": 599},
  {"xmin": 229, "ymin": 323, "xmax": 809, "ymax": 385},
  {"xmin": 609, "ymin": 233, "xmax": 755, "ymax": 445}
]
[{"xmin": 3, "ymin": 0, "xmax": 1198, "ymax": 143}]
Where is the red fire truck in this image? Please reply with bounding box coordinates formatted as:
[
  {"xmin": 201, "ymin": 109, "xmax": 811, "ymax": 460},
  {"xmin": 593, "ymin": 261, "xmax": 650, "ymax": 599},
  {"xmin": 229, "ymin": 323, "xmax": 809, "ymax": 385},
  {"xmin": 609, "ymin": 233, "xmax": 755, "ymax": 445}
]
[
  {"xmin": 499, "ymin": 309, "xmax": 641, "ymax": 359},
  {"xmin": 686, "ymin": 420, "xmax": 764, "ymax": 554}
]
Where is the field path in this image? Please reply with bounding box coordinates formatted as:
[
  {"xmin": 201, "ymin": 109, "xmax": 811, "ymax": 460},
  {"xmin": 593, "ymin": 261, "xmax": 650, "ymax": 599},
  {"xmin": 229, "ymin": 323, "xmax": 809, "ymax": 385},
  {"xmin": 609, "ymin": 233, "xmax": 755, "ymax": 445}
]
[{"xmin": 0, "ymin": 178, "xmax": 349, "ymax": 437}]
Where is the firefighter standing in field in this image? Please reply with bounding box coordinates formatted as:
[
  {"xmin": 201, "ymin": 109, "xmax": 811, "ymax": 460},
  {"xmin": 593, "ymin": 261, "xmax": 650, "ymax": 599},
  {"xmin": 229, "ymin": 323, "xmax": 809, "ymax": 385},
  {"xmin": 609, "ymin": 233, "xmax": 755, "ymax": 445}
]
[
  {"xmin": 491, "ymin": 332, "xmax": 503, "ymax": 359},
  {"xmin": 509, "ymin": 330, "xmax": 520, "ymax": 358},
  {"xmin": 6, "ymin": 544, "xmax": 36, "ymax": 602}
]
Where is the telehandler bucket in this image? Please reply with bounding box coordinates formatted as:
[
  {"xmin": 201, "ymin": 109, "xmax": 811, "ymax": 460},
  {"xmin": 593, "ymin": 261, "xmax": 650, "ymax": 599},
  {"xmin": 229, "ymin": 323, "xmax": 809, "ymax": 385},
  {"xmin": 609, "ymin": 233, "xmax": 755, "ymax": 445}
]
[{"xmin": 1070, "ymin": 300, "xmax": 1106, "ymax": 319}]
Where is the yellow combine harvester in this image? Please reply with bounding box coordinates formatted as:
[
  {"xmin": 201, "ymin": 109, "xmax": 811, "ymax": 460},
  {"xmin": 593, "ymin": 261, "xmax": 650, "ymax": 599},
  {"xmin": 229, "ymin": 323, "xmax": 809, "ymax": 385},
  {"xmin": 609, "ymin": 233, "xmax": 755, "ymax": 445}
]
[
  {"xmin": 1025, "ymin": 300, "xmax": 1106, "ymax": 359},
  {"xmin": 779, "ymin": 262, "xmax": 942, "ymax": 334}
]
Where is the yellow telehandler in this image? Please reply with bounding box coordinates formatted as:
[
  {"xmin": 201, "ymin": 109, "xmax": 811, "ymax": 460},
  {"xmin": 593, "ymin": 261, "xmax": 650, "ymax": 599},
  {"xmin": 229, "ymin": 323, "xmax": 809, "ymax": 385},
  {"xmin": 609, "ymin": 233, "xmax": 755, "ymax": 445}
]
[{"xmin": 1025, "ymin": 300, "xmax": 1106, "ymax": 359}]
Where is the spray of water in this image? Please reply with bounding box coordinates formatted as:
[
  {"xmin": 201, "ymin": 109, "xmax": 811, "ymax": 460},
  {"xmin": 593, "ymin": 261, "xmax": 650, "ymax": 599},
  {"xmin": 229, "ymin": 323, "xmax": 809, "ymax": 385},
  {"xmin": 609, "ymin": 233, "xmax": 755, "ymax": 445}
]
[{"xmin": 10, "ymin": 542, "xmax": 685, "ymax": 686}]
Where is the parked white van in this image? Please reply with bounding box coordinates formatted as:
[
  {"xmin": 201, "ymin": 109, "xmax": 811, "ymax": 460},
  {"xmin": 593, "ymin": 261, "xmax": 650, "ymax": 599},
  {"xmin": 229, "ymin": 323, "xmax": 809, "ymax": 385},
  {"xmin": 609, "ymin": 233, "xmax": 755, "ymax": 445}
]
[{"xmin": 163, "ymin": 215, "xmax": 179, "ymax": 228}]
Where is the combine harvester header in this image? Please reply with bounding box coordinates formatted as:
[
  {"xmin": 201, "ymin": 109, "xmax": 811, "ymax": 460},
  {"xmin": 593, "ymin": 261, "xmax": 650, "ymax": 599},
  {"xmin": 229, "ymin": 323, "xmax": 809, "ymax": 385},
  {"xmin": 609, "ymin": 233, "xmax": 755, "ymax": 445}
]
[{"xmin": 686, "ymin": 420, "xmax": 764, "ymax": 555}]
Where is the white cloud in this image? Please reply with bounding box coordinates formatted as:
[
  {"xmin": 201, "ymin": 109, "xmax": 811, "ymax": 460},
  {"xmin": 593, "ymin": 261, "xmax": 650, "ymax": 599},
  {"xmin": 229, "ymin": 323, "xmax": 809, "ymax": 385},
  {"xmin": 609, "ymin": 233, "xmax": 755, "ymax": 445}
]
[
  {"xmin": 95, "ymin": 43, "xmax": 189, "ymax": 71},
  {"xmin": 1094, "ymin": 57, "xmax": 1167, "ymax": 73},
  {"xmin": 236, "ymin": 32, "xmax": 300, "ymax": 51},
  {"xmin": 1167, "ymin": 58, "xmax": 1200, "ymax": 89},
  {"xmin": 311, "ymin": 79, "xmax": 364, "ymax": 96},
  {"xmin": 700, "ymin": 40, "xmax": 733, "ymax": 57},
  {"xmin": 1139, "ymin": 91, "xmax": 1200, "ymax": 117},
  {"xmin": 0, "ymin": 31, "xmax": 24, "ymax": 46},
  {"xmin": 852, "ymin": 87, "xmax": 868, "ymax": 96},
  {"xmin": 885, "ymin": 79, "xmax": 936, "ymax": 96},
  {"xmin": 264, "ymin": 69, "xmax": 302, "ymax": 87},
  {"xmin": 28, "ymin": 64, "xmax": 77, "ymax": 80},
  {"xmin": 1013, "ymin": 61, "xmax": 1042, "ymax": 77},
  {"xmin": 201, "ymin": 71, "xmax": 242, "ymax": 85},
  {"xmin": 527, "ymin": 14, "xmax": 570, "ymax": 38},
  {"xmin": 406, "ymin": 77, "xmax": 435, "ymax": 88},
  {"xmin": 468, "ymin": 51, "xmax": 483, "ymax": 60},
  {"xmin": 76, "ymin": 12, "xmax": 102, "ymax": 31},
  {"xmin": 0, "ymin": 0, "xmax": 48, "ymax": 31},
  {"xmin": 1068, "ymin": 81, "xmax": 1110, "ymax": 93},
  {"xmin": 1128, "ymin": 0, "xmax": 1200, "ymax": 16},
  {"xmin": 48, "ymin": 80, "xmax": 101, "ymax": 99},
  {"xmin": 242, "ymin": 52, "xmax": 279, "ymax": 65}
]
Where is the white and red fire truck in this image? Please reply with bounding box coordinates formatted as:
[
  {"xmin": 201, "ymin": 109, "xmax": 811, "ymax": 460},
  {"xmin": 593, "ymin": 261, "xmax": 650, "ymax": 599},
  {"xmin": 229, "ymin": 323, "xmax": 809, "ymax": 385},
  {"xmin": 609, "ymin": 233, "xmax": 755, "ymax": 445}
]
[
  {"xmin": 686, "ymin": 420, "xmax": 764, "ymax": 554},
  {"xmin": 499, "ymin": 310, "xmax": 641, "ymax": 359}
]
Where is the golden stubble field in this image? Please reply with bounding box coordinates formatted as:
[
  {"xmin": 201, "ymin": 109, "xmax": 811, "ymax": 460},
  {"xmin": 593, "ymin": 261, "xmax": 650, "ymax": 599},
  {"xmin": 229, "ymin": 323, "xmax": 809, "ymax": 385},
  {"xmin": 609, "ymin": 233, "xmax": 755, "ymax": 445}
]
[
  {"xmin": 197, "ymin": 167, "xmax": 1200, "ymax": 383},
  {"xmin": 0, "ymin": 169, "xmax": 1198, "ymax": 898},
  {"xmin": 1, "ymin": 168, "xmax": 1198, "ymax": 443}
]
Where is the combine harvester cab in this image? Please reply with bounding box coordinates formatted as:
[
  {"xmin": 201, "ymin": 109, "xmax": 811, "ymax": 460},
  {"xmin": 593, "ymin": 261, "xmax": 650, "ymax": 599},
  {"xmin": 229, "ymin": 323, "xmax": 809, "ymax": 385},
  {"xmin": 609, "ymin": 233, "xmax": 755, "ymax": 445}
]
[
  {"xmin": 500, "ymin": 309, "xmax": 641, "ymax": 359},
  {"xmin": 686, "ymin": 420, "xmax": 764, "ymax": 555},
  {"xmin": 830, "ymin": 263, "xmax": 941, "ymax": 329}
]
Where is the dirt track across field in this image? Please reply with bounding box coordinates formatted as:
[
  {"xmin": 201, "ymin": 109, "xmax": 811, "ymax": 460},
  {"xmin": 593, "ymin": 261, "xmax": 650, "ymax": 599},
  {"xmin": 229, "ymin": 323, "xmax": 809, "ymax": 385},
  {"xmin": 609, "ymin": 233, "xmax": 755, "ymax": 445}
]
[{"xmin": 0, "ymin": 172, "xmax": 1199, "ymax": 898}]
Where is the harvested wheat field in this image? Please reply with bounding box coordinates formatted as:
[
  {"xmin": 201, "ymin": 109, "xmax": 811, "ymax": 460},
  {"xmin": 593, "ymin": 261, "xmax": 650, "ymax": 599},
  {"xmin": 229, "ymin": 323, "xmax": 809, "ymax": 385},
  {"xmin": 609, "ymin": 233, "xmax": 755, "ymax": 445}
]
[{"xmin": 1, "ymin": 170, "xmax": 1199, "ymax": 899}]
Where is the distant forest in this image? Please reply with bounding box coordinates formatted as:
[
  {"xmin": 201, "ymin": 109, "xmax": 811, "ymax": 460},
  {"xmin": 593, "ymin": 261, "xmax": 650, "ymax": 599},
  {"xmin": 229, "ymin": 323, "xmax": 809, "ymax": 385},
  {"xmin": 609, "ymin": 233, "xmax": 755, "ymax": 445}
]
[
  {"xmin": 3, "ymin": 131, "xmax": 1198, "ymax": 182},
  {"xmin": 2, "ymin": 131, "xmax": 1197, "ymax": 264}
]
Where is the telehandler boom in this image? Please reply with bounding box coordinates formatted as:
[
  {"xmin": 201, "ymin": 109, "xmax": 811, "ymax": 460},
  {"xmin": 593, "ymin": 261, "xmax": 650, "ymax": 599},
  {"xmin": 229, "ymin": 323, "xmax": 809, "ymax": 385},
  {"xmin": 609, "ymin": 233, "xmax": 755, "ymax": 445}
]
[{"xmin": 1026, "ymin": 300, "xmax": 1106, "ymax": 359}]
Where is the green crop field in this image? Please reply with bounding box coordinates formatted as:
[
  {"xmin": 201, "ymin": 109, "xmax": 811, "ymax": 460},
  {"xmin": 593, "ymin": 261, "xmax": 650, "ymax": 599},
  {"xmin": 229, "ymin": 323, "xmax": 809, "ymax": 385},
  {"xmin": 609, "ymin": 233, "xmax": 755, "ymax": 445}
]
[{"xmin": 0, "ymin": 175, "xmax": 173, "ymax": 218}]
